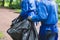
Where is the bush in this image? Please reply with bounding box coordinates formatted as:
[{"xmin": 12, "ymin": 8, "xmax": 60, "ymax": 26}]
[
  {"xmin": 58, "ymin": 5, "xmax": 60, "ymax": 14},
  {"xmin": 56, "ymin": 0, "xmax": 60, "ymax": 13},
  {"xmin": 9, "ymin": 2, "xmax": 20, "ymax": 9}
]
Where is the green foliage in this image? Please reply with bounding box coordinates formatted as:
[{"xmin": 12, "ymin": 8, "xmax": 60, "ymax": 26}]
[
  {"xmin": 0, "ymin": 1, "xmax": 2, "ymax": 6},
  {"xmin": 0, "ymin": 1, "xmax": 4, "ymax": 6},
  {"xmin": 56, "ymin": 0, "xmax": 60, "ymax": 14},
  {"xmin": 56, "ymin": 0, "xmax": 60, "ymax": 21},
  {"xmin": 58, "ymin": 5, "xmax": 60, "ymax": 14},
  {"xmin": 0, "ymin": 0, "xmax": 21, "ymax": 9},
  {"xmin": 56, "ymin": 0, "xmax": 60, "ymax": 4},
  {"xmin": 10, "ymin": 1, "xmax": 20, "ymax": 9},
  {"xmin": 10, "ymin": 0, "xmax": 21, "ymax": 9},
  {"xmin": 4, "ymin": 2, "xmax": 9, "ymax": 7}
]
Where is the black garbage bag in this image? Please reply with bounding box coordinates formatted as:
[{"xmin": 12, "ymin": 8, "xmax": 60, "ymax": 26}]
[{"xmin": 7, "ymin": 18, "xmax": 38, "ymax": 40}]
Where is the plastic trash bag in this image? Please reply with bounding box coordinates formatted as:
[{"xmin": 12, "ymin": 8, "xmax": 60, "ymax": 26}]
[{"xmin": 7, "ymin": 18, "xmax": 38, "ymax": 40}]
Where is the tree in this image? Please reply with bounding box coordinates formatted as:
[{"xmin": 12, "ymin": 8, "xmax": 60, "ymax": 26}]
[
  {"xmin": 9, "ymin": 0, "xmax": 13, "ymax": 7},
  {"xmin": 2, "ymin": 0, "xmax": 4, "ymax": 6}
]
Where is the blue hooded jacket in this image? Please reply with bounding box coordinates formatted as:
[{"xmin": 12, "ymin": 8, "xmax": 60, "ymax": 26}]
[{"xmin": 20, "ymin": 0, "xmax": 58, "ymax": 33}]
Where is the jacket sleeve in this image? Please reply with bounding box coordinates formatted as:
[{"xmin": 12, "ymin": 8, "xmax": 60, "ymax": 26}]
[
  {"xmin": 30, "ymin": 2, "xmax": 48, "ymax": 22},
  {"xmin": 20, "ymin": 0, "xmax": 36, "ymax": 19}
]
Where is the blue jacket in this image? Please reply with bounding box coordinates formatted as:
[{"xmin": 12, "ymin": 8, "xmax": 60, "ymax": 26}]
[{"xmin": 31, "ymin": 0, "xmax": 58, "ymax": 33}]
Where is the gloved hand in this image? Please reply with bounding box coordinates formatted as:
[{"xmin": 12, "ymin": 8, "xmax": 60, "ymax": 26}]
[
  {"xmin": 27, "ymin": 12, "xmax": 35, "ymax": 21},
  {"xmin": 27, "ymin": 16, "xmax": 32, "ymax": 21}
]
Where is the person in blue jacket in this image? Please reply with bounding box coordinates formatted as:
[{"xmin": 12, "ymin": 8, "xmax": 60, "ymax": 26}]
[
  {"xmin": 28, "ymin": 0, "xmax": 58, "ymax": 40},
  {"xmin": 17, "ymin": 0, "xmax": 58, "ymax": 40}
]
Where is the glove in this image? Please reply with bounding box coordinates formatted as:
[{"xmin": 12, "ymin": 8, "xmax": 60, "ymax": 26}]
[{"xmin": 27, "ymin": 16, "xmax": 32, "ymax": 21}]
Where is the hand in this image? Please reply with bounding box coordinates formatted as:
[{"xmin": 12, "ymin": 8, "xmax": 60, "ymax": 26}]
[{"xmin": 27, "ymin": 16, "xmax": 32, "ymax": 21}]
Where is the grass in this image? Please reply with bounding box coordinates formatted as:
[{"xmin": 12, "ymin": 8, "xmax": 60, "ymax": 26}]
[{"xmin": 0, "ymin": 32, "xmax": 4, "ymax": 39}]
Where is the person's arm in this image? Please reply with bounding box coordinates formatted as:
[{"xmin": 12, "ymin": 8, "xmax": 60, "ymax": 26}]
[{"xmin": 28, "ymin": 2, "xmax": 48, "ymax": 22}]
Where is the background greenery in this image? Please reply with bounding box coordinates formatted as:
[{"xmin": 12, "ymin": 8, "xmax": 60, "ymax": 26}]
[{"xmin": 56, "ymin": 0, "xmax": 60, "ymax": 21}]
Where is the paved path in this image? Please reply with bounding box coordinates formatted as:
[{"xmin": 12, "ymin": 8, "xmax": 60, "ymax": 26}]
[
  {"xmin": 0, "ymin": 8, "xmax": 19, "ymax": 40},
  {"xmin": 0, "ymin": 8, "xmax": 60, "ymax": 40}
]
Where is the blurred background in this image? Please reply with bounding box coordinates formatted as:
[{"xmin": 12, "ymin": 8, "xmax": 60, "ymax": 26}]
[{"xmin": 0, "ymin": 0, "xmax": 60, "ymax": 40}]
